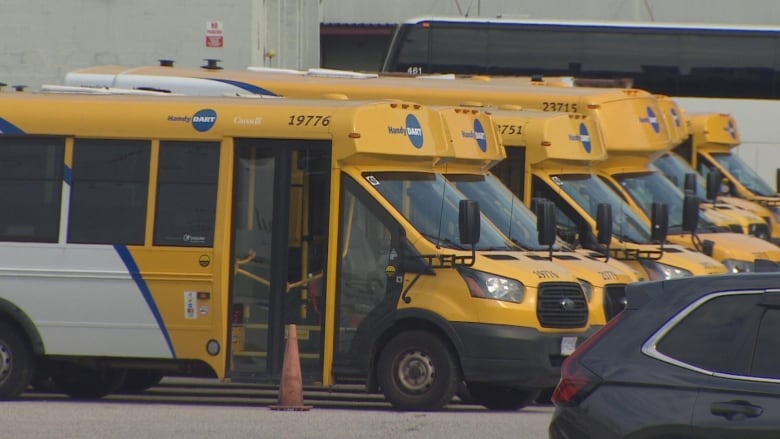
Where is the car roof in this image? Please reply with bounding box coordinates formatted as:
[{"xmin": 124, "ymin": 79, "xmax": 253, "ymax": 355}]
[{"xmin": 626, "ymin": 272, "xmax": 780, "ymax": 311}]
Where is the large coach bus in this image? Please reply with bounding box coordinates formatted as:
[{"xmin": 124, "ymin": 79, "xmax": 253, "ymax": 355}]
[
  {"xmin": 379, "ymin": 16, "xmax": 780, "ymax": 187},
  {"xmin": 0, "ymin": 90, "xmax": 597, "ymax": 410}
]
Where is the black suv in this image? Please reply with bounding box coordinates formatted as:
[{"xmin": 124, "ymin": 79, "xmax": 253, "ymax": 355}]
[{"xmin": 549, "ymin": 273, "xmax": 780, "ymax": 438}]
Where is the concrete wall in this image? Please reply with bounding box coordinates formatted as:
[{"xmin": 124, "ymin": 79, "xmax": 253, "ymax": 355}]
[{"xmin": 0, "ymin": 0, "xmax": 319, "ymax": 89}]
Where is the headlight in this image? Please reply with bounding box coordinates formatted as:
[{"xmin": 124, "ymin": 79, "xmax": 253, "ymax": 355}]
[
  {"xmin": 458, "ymin": 267, "xmax": 525, "ymax": 303},
  {"xmin": 722, "ymin": 259, "xmax": 755, "ymax": 273},
  {"xmin": 638, "ymin": 260, "xmax": 693, "ymax": 280},
  {"xmin": 577, "ymin": 278, "xmax": 593, "ymax": 302}
]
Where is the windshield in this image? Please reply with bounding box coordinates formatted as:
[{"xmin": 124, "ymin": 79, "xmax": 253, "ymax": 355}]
[
  {"xmin": 711, "ymin": 152, "xmax": 776, "ymax": 196},
  {"xmin": 366, "ymin": 171, "xmax": 516, "ymax": 251},
  {"xmin": 611, "ymin": 170, "xmax": 714, "ymax": 233},
  {"xmin": 552, "ymin": 174, "xmax": 651, "ymax": 243},
  {"xmin": 653, "ymin": 153, "xmax": 708, "ymax": 199},
  {"xmin": 447, "ymin": 173, "xmax": 560, "ymax": 251},
  {"xmin": 612, "ymin": 171, "xmax": 685, "ymax": 229}
]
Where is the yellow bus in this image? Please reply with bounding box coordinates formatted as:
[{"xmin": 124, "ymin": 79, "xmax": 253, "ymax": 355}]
[
  {"xmin": 652, "ymin": 96, "xmax": 771, "ymax": 241},
  {"xmin": 433, "ymin": 106, "xmax": 640, "ymax": 326},
  {"xmin": 0, "ymin": 90, "xmax": 598, "ymax": 410},
  {"xmin": 593, "ymin": 134, "xmax": 780, "ymax": 273},
  {"xmin": 479, "ymin": 107, "xmax": 727, "ymax": 281},
  {"xmin": 62, "ymin": 63, "xmax": 729, "ymax": 281},
  {"xmin": 677, "ymin": 112, "xmax": 780, "ymax": 244}
]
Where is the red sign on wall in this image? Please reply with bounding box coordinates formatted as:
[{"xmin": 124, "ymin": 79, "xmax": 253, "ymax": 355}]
[{"xmin": 206, "ymin": 21, "xmax": 223, "ymax": 48}]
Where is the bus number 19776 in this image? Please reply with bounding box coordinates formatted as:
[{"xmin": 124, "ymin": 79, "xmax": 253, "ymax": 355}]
[{"xmin": 288, "ymin": 115, "xmax": 331, "ymax": 127}]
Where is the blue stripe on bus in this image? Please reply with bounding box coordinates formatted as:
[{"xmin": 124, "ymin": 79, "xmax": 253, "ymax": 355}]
[
  {"xmin": 63, "ymin": 165, "xmax": 72, "ymax": 186},
  {"xmin": 114, "ymin": 244, "xmax": 176, "ymax": 357},
  {"xmin": 0, "ymin": 118, "xmax": 25, "ymax": 134},
  {"xmin": 201, "ymin": 78, "xmax": 279, "ymax": 96}
]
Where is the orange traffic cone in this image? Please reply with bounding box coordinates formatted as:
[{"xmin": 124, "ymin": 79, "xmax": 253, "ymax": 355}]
[{"xmin": 270, "ymin": 323, "xmax": 312, "ymax": 411}]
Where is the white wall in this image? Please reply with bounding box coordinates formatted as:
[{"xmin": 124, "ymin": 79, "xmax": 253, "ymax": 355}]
[
  {"xmin": 321, "ymin": 0, "xmax": 780, "ymax": 24},
  {"xmin": 0, "ymin": 0, "xmax": 319, "ymax": 89}
]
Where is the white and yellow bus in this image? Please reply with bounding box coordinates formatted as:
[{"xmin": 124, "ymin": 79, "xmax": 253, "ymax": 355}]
[{"xmin": 0, "ymin": 90, "xmax": 597, "ymax": 410}]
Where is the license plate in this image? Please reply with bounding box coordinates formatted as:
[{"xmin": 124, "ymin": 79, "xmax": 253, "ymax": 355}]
[{"xmin": 561, "ymin": 336, "xmax": 577, "ymax": 356}]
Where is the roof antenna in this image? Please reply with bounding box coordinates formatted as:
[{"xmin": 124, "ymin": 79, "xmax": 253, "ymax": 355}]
[
  {"xmin": 12, "ymin": 85, "xmax": 27, "ymax": 92},
  {"xmin": 201, "ymin": 59, "xmax": 223, "ymax": 70},
  {"xmin": 159, "ymin": 59, "xmax": 175, "ymax": 67}
]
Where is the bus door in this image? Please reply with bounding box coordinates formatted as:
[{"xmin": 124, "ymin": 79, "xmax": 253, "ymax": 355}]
[
  {"xmin": 332, "ymin": 174, "xmax": 407, "ymax": 377},
  {"xmin": 229, "ymin": 139, "xmax": 331, "ymax": 382}
]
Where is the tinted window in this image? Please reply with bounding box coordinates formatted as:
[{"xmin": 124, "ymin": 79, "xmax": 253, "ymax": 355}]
[
  {"xmin": 0, "ymin": 137, "xmax": 64, "ymax": 242},
  {"xmin": 154, "ymin": 141, "xmax": 219, "ymax": 247},
  {"xmin": 386, "ymin": 25, "xmax": 429, "ymax": 74},
  {"xmin": 752, "ymin": 307, "xmax": 780, "ymax": 379},
  {"xmin": 68, "ymin": 139, "xmax": 150, "ymax": 244},
  {"xmin": 430, "ymin": 25, "xmax": 489, "ymax": 74},
  {"xmin": 657, "ymin": 293, "xmax": 762, "ymax": 375}
]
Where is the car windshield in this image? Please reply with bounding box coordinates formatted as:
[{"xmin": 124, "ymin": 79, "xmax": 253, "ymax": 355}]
[
  {"xmin": 711, "ymin": 152, "xmax": 776, "ymax": 197},
  {"xmin": 552, "ymin": 174, "xmax": 651, "ymax": 243},
  {"xmin": 366, "ymin": 171, "xmax": 517, "ymax": 251},
  {"xmin": 653, "ymin": 153, "xmax": 708, "ymax": 199},
  {"xmin": 447, "ymin": 173, "xmax": 560, "ymax": 251}
]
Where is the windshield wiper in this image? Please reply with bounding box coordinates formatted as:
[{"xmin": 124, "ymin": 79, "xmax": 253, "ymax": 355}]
[{"xmin": 419, "ymin": 232, "xmax": 468, "ymax": 250}]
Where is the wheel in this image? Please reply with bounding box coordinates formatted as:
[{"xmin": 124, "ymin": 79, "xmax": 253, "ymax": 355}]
[
  {"xmin": 0, "ymin": 321, "xmax": 35, "ymax": 400},
  {"xmin": 466, "ymin": 382, "xmax": 541, "ymax": 411},
  {"xmin": 52, "ymin": 363, "xmax": 127, "ymax": 399},
  {"xmin": 377, "ymin": 330, "xmax": 459, "ymax": 411},
  {"xmin": 117, "ymin": 369, "xmax": 164, "ymax": 393}
]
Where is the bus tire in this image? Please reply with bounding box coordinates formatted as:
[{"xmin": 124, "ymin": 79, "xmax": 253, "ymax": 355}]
[
  {"xmin": 377, "ymin": 330, "xmax": 458, "ymax": 411},
  {"xmin": 0, "ymin": 321, "xmax": 35, "ymax": 400},
  {"xmin": 466, "ymin": 382, "xmax": 540, "ymax": 411},
  {"xmin": 52, "ymin": 364, "xmax": 128, "ymax": 399}
]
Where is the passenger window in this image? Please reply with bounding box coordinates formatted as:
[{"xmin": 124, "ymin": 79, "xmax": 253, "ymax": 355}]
[
  {"xmin": 0, "ymin": 137, "xmax": 64, "ymax": 242},
  {"xmin": 68, "ymin": 139, "xmax": 150, "ymax": 244},
  {"xmin": 154, "ymin": 141, "xmax": 219, "ymax": 247},
  {"xmin": 656, "ymin": 294, "xmax": 762, "ymax": 375},
  {"xmin": 751, "ymin": 308, "xmax": 780, "ymax": 379}
]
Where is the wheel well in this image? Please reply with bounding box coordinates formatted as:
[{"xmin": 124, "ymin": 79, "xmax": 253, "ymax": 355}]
[
  {"xmin": 367, "ymin": 317, "xmax": 462, "ymax": 392},
  {"xmin": 0, "ymin": 300, "xmax": 45, "ymax": 356}
]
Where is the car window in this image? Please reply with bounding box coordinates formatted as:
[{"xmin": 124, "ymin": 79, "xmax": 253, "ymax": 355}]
[
  {"xmin": 656, "ymin": 293, "xmax": 762, "ymax": 375},
  {"xmin": 752, "ymin": 308, "xmax": 780, "ymax": 379}
]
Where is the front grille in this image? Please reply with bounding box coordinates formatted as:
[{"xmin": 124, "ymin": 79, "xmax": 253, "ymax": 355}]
[
  {"xmin": 603, "ymin": 284, "xmax": 627, "ymax": 321},
  {"xmin": 537, "ymin": 282, "xmax": 588, "ymax": 328},
  {"xmin": 728, "ymin": 224, "xmax": 744, "ymax": 234}
]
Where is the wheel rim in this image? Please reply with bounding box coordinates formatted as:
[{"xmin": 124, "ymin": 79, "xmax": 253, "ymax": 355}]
[
  {"xmin": 396, "ymin": 349, "xmax": 435, "ymax": 393},
  {"xmin": 0, "ymin": 339, "xmax": 11, "ymax": 384}
]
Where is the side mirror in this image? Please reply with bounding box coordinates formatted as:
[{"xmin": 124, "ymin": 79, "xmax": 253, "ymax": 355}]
[
  {"xmin": 682, "ymin": 194, "xmax": 700, "ymax": 233},
  {"xmin": 458, "ymin": 199, "xmax": 480, "ymax": 245},
  {"xmin": 684, "ymin": 173, "xmax": 697, "ymax": 195},
  {"xmin": 530, "ymin": 197, "xmax": 545, "ymax": 216},
  {"xmin": 596, "ymin": 203, "xmax": 612, "ymax": 245},
  {"xmin": 706, "ymin": 169, "xmax": 722, "ymax": 200},
  {"xmin": 651, "ymin": 202, "xmax": 669, "ymax": 242},
  {"xmin": 535, "ymin": 199, "xmax": 557, "ymax": 246}
]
